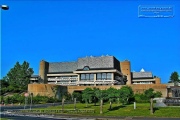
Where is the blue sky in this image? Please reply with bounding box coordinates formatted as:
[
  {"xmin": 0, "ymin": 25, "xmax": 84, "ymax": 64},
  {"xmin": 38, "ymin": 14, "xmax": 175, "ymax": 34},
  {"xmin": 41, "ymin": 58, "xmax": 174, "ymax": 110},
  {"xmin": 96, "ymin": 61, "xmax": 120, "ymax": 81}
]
[{"xmin": 1, "ymin": 0, "xmax": 180, "ymax": 83}]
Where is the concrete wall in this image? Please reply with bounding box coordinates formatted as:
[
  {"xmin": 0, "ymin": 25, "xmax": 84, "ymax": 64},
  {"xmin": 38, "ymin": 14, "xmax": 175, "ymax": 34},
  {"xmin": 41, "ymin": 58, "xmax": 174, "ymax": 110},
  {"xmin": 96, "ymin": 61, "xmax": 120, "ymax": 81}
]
[
  {"xmin": 129, "ymin": 84, "xmax": 167, "ymax": 97},
  {"xmin": 28, "ymin": 84, "xmax": 167, "ymax": 97},
  {"xmin": 28, "ymin": 84, "xmax": 68, "ymax": 98},
  {"xmin": 28, "ymin": 84, "xmax": 56, "ymax": 97},
  {"xmin": 155, "ymin": 77, "xmax": 161, "ymax": 84},
  {"xmin": 39, "ymin": 60, "xmax": 49, "ymax": 83},
  {"xmin": 120, "ymin": 60, "xmax": 131, "ymax": 85}
]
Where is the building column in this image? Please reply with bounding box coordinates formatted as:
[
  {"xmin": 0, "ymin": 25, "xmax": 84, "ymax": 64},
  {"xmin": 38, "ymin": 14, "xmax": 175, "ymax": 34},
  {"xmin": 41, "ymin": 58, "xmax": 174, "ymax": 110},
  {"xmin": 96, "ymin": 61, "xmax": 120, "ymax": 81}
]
[
  {"xmin": 39, "ymin": 60, "xmax": 48, "ymax": 84},
  {"xmin": 94, "ymin": 74, "xmax": 96, "ymax": 86},
  {"xmin": 77, "ymin": 74, "xmax": 80, "ymax": 86},
  {"xmin": 111, "ymin": 73, "xmax": 114, "ymax": 86}
]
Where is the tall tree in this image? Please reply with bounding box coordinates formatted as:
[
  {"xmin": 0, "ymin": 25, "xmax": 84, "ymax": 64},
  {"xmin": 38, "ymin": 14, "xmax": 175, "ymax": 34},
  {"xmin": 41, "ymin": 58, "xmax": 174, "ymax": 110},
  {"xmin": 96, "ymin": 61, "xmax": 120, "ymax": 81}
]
[
  {"xmin": 119, "ymin": 86, "xmax": 134, "ymax": 105},
  {"xmin": 169, "ymin": 71, "xmax": 180, "ymax": 83},
  {"xmin": 106, "ymin": 87, "xmax": 118, "ymax": 110},
  {"xmin": 5, "ymin": 61, "xmax": 34, "ymax": 91},
  {"xmin": 0, "ymin": 77, "xmax": 9, "ymax": 88},
  {"xmin": 95, "ymin": 89, "xmax": 108, "ymax": 114},
  {"xmin": 92, "ymin": 87, "xmax": 99, "ymax": 106},
  {"xmin": 144, "ymin": 88, "xmax": 155, "ymax": 100},
  {"xmin": 144, "ymin": 88, "xmax": 155, "ymax": 114},
  {"xmin": 72, "ymin": 92, "xmax": 82, "ymax": 110},
  {"xmin": 82, "ymin": 88, "xmax": 93, "ymax": 107},
  {"xmin": 0, "ymin": 77, "xmax": 9, "ymax": 95}
]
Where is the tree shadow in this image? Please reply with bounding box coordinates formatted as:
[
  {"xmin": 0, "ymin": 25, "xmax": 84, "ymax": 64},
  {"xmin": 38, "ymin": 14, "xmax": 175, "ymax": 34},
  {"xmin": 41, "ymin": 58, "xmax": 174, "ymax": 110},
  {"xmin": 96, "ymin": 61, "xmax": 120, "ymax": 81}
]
[
  {"xmin": 109, "ymin": 105, "xmax": 126, "ymax": 111},
  {"xmin": 103, "ymin": 105, "xmax": 126, "ymax": 113},
  {"xmin": 153, "ymin": 107, "xmax": 159, "ymax": 113},
  {"xmin": 93, "ymin": 104, "xmax": 99, "ymax": 106},
  {"xmin": 84, "ymin": 106, "xmax": 92, "ymax": 108}
]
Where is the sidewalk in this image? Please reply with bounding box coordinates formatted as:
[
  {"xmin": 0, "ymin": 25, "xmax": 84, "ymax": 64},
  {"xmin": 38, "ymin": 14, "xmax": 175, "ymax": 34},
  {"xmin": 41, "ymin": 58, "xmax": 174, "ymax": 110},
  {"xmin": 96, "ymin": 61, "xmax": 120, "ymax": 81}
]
[{"xmin": 12, "ymin": 112, "xmax": 180, "ymax": 120}]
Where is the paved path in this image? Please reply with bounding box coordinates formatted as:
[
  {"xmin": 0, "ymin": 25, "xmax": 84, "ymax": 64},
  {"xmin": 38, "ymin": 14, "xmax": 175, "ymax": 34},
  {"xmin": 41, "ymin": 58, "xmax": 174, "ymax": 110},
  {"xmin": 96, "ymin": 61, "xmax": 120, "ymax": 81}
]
[{"xmin": 1, "ymin": 112, "xmax": 180, "ymax": 120}]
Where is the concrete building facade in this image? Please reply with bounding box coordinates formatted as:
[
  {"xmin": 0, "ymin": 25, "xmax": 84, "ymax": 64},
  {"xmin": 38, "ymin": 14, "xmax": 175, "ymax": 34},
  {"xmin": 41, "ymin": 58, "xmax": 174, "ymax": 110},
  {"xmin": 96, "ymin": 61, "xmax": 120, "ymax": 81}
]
[
  {"xmin": 30, "ymin": 55, "xmax": 160, "ymax": 86},
  {"xmin": 29, "ymin": 55, "xmax": 168, "ymax": 97}
]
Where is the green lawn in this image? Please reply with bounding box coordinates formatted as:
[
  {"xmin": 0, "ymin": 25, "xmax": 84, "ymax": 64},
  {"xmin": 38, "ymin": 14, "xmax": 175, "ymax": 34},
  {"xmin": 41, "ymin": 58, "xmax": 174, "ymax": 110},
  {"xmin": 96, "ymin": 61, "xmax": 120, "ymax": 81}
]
[
  {"xmin": 34, "ymin": 102, "xmax": 180, "ymax": 118},
  {"xmin": 0, "ymin": 118, "xmax": 9, "ymax": 120}
]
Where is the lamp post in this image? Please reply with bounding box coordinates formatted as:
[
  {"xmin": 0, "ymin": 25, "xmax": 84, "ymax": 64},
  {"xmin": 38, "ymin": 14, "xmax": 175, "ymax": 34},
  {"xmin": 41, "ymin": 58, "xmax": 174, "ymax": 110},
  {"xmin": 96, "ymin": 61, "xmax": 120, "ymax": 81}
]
[
  {"xmin": 24, "ymin": 92, "xmax": 29, "ymax": 109},
  {"xmin": 0, "ymin": 5, "xmax": 9, "ymax": 78},
  {"xmin": 30, "ymin": 93, "xmax": 33, "ymax": 110},
  {"xmin": 1, "ymin": 5, "xmax": 9, "ymax": 10}
]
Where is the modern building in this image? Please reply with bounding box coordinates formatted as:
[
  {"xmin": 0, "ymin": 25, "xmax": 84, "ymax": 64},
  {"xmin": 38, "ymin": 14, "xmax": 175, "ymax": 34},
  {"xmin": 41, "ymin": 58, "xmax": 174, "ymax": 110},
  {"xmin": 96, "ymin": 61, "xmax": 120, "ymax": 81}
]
[
  {"xmin": 30, "ymin": 55, "xmax": 160, "ymax": 86},
  {"xmin": 131, "ymin": 68, "xmax": 161, "ymax": 84}
]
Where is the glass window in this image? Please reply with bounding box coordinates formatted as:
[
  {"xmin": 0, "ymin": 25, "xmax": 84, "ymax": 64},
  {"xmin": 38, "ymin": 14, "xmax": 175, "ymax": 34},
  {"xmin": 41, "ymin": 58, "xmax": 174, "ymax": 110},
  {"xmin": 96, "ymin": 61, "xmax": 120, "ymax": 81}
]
[
  {"xmin": 86, "ymin": 74, "xmax": 90, "ymax": 80},
  {"xmin": 107, "ymin": 73, "xmax": 112, "ymax": 80},
  {"xmin": 90, "ymin": 74, "xmax": 94, "ymax": 80},
  {"xmin": 102, "ymin": 73, "xmax": 106, "ymax": 80},
  {"xmin": 97, "ymin": 73, "xmax": 101, "ymax": 80},
  {"xmin": 83, "ymin": 66, "xmax": 90, "ymax": 71},
  {"xmin": 81, "ymin": 74, "xmax": 85, "ymax": 80}
]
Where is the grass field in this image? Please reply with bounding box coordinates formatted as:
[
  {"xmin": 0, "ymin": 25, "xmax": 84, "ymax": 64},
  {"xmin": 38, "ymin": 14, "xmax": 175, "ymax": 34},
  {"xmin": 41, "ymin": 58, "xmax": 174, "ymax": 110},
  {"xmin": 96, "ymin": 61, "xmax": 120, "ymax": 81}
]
[
  {"xmin": 0, "ymin": 118, "xmax": 8, "ymax": 120},
  {"xmin": 36, "ymin": 102, "xmax": 180, "ymax": 118}
]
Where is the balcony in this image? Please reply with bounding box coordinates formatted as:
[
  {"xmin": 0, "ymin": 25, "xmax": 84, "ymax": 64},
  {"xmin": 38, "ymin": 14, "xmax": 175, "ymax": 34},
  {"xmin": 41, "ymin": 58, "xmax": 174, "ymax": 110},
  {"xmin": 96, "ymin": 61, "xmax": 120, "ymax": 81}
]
[{"xmin": 48, "ymin": 77, "xmax": 78, "ymax": 81}]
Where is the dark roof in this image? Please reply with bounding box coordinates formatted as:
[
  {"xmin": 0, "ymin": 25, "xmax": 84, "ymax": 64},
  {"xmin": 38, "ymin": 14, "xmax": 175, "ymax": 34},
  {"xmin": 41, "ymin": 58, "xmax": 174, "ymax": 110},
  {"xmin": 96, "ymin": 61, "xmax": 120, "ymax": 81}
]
[
  {"xmin": 132, "ymin": 72, "xmax": 153, "ymax": 78},
  {"xmin": 77, "ymin": 56, "xmax": 117, "ymax": 70},
  {"xmin": 48, "ymin": 62, "xmax": 77, "ymax": 73},
  {"xmin": 47, "ymin": 56, "xmax": 120, "ymax": 73},
  {"xmin": 76, "ymin": 67, "xmax": 115, "ymax": 71}
]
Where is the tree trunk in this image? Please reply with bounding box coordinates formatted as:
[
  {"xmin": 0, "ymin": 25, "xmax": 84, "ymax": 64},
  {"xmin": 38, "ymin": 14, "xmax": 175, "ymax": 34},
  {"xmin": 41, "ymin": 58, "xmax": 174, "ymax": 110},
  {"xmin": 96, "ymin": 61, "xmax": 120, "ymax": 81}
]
[
  {"xmin": 86, "ymin": 100, "xmax": 88, "ymax": 108},
  {"xmin": 62, "ymin": 98, "xmax": 65, "ymax": 111},
  {"xmin": 74, "ymin": 98, "xmax": 76, "ymax": 110},
  {"xmin": 109, "ymin": 101, "xmax": 112, "ymax": 110},
  {"xmin": 150, "ymin": 98, "xmax": 153, "ymax": 114},
  {"xmin": 100, "ymin": 99, "xmax": 103, "ymax": 114},
  {"xmin": 94, "ymin": 97, "xmax": 96, "ymax": 106},
  {"xmin": 117, "ymin": 98, "xmax": 119, "ymax": 105}
]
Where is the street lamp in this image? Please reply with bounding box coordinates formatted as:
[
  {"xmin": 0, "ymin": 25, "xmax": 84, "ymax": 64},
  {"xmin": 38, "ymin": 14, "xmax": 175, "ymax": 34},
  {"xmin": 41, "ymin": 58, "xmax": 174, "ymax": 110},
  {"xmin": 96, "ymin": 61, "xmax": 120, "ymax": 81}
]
[
  {"xmin": 1, "ymin": 5, "xmax": 9, "ymax": 10},
  {"xmin": 0, "ymin": 4, "xmax": 9, "ymax": 78},
  {"xmin": 30, "ymin": 93, "xmax": 33, "ymax": 110}
]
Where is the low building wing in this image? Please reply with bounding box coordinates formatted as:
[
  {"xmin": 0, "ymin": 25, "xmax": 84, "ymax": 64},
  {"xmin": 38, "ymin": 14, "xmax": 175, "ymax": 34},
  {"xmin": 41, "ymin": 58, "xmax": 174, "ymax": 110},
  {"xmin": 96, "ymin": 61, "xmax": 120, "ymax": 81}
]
[{"xmin": 132, "ymin": 72, "xmax": 153, "ymax": 79}]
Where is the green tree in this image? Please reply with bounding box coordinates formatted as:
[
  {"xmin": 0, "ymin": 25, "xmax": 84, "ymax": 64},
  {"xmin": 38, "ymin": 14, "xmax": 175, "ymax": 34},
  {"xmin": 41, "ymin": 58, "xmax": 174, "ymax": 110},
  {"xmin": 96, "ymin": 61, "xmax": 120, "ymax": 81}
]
[
  {"xmin": 72, "ymin": 91, "xmax": 82, "ymax": 110},
  {"xmin": 144, "ymin": 88, "xmax": 155, "ymax": 99},
  {"xmin": 5, "ymin": 61, "xmax": 34, "ymax": 92},
  {"xmin": 106, "ymin": 87, "xmax": 118, "ymax": 110},
  {"xmin": 119, "ymin": 86, "xmax": 134, "ymax": 105},
  {"xmin": 115, "ymin": 89, "xmax": 121, "ymax": 105},
  {"xmin": 0, "ymin": 77, "xmax": 9, "ymax": 87},
  {"xmin": 169, "ymin": 71, "xmax": 180, "ymax": 83},
  {"xmin": 154, "ymin": 91, "xmax": 162, "ymax": 98},
  {"xmin": 61, "ymin": 94, "xmax": 66, "ymax": 111},
  {"xmin": 95, "ymin": 89, "xmax": 108, "ymax": 114},
  {"xmin": 72, "ymin": 91, "xmax": 82, "ymax": 101},
  {"xmin": 144, "ymin": 88, "xmax": 162, "ymax": 114},
  {"xmin": 0, "ymin": 77, "xmax": 9, "ymax": 95},
  {"xmin": 61, "ymin": 92, "xmax": 71, "ymax": 111},
  {"xmin": 82, "ymin": 88, "xmax": 93, "ymax": 107},
  {"xmin": 92, "ymin": 87, "xmax": 99, "ymax": 106}
]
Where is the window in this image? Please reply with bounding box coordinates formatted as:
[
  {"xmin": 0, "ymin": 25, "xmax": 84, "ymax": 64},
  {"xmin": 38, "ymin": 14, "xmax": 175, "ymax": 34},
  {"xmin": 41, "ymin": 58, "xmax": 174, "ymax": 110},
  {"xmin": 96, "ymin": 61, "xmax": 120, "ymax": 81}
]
[
  {"xmin": 81, "ymin": 74, "xmax": 85, "ymax": 80},
  {"xmin": 102, "ymin": 73, "xmax": 106, "ymax": 80},
  {"xmin": 86, "ymin": 74, "xmax": 90, "ymax": 80},
  {"xmin": 97, "ymin": 73, "xmax": 101, "ymax": 80},
  {"xmin": 90, "ymin": 74, "xmax": 94, "ymax": 80},
  {"xmin": 107, "ymin": 73, "xmax": 112, "ymax": 80},
  {"xmin": 83, "ymin": 66, "xmax": 90, "ymax": 71},
  {"xmin": 96, "ymin": 73, "xmax": 112, "ymax": 80},
  {"xmin": 80, "ymin": 74, "xmax": 93, "ymax": 80}
]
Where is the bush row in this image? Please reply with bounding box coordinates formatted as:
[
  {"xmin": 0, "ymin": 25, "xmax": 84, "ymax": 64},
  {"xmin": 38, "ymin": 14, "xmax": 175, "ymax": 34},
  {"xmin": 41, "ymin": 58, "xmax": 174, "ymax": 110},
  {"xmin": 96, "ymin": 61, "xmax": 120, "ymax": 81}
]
[{"xmin": 0, "ymin": 94, "xmax": 60, "ymax": 104}]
